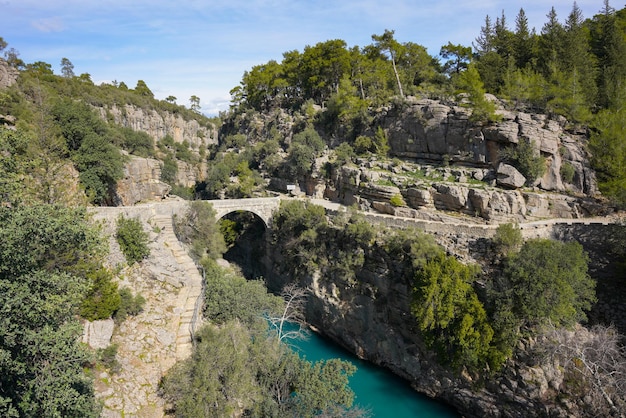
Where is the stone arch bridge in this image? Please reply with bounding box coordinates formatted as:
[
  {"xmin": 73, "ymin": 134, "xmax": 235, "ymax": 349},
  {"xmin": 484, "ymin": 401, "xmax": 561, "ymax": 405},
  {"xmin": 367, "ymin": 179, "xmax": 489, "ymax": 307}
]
[
  {"xmin": 88, "ymin": 196, "xmax": 283, "ymax": 231},
  {"xmin": 207, "ymin": 197, "xmax": 281, "ymax": 227}
]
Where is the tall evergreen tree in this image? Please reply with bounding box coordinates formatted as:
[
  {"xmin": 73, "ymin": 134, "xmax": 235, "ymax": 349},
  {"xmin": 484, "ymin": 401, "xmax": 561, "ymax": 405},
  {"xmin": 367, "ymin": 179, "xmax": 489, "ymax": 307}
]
[
  {"xmin": 372, "ymin": 30, "xmax": 405, "ymax": 97},
  {"xmin": 493, "ymin": 11, "xmax": 515, "ymax": 60},
  {"xmin": 564, "ymin": 3, "xmax": 597, "ymax": 101},
  {"xmin": 475, "ymin": 14, "xmax": 508, "ymax": 93},
  {"xmin": 590, "ymin": 0, "xmax": 626, "ymax": 109},
  {"xmin": 513, "ymin": 8, "xmax": 535, "ymax": 69},
  {"xmin": 538, "ymin": 7, "xmax": 565, "ymax": 76},
  {"xmin": 474, "ymin": 15, "xmax": 495, "ymax": 55}
]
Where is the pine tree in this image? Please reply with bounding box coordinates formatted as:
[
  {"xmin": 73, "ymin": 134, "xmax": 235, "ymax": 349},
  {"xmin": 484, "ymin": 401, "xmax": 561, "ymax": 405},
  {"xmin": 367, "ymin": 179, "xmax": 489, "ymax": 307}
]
[
  {"xmin": 591, "ymin": 0, "xmax": 626, "ymax": 109},
  {"xmin": 538, "ymin": 7, "xmax": 565, "ymax": 76},
  {"xmin": 513, "ymin": 8, "xmax": 535, "ymax": 69},
  {"xmin": 562, "ymin": 2, "xmax": 597, "ymax": 106},
  {"xmin": 474, "ymin": 15, "xmax": 495, "ymax": 55},
  {"xmin": 475, "ymin": 14, "xmax": 507, "ymax": 93}
]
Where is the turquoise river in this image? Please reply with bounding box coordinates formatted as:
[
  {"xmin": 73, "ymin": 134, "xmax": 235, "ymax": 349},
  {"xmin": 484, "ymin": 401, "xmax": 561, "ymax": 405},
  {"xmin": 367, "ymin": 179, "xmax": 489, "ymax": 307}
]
[{"xmin": 290, "ymin": 329, "xmax": 460, "ymax": 417}]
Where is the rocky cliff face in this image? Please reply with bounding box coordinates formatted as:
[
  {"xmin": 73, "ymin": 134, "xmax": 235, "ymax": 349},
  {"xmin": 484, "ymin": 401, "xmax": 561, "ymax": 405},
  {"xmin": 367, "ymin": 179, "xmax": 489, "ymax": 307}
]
[
  {"xmin": 111, "ymin": 154, "xmax": 210, "ymax": 205},
  {"xmin": 95, "ymin": 104, "xmax": 218, "ymax": 149},
  {"xmin": 246, "ymin": 97, "xmax": 604, "ymax": 221},
  {"xmin": 95, "ymin": 103, "xmax": 216, "ymax": 205},
  {"xmin": 379, "ymin": 97, "xmax": 596, "ymax": 196},
  {"xmin": 0, "ymin": 59, "xmax": 19, "ymax": 128},
  {"xmin": 112, "ymin": 155, "xmax": 171, "ymax": 206}
]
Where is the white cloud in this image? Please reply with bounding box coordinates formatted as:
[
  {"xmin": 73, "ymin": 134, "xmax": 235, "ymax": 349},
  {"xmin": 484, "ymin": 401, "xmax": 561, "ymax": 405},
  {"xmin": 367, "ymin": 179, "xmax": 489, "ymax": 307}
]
[{"xmin": 31, "ymin": 16, "xmax": 65, "ymax": 32}]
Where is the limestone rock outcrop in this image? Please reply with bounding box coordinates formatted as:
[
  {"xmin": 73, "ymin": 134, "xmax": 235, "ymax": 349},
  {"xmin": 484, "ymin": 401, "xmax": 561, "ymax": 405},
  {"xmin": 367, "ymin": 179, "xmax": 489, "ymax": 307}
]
[
  {"xmin": 0, "ymin": 58, "xmax": 18, "ymax": 89},
  {"xmin": 378, "ymin": 97, "xmax": 596, "ymax": 195},
  {"xmin": 175, "ymin": 160, "xmax": 207, "ymax": 188},
  {"xmin": 82, "ymin": 319, "xmax": 115, "ymax": 350},
  {"xmin": 324, "ymin": 163, "xmax": 609, "ymax": 222},
  {"xmin": 112, "ymin": 155, "xmax": 171, "ymax": 206},
  {"xmin": 94, "ymin": 104, "xmax": 218, "ymax": 149}
]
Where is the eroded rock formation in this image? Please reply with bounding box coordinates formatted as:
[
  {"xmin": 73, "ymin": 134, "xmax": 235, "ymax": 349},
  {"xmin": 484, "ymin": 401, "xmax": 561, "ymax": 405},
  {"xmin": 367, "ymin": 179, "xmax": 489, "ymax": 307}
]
[
  {"xmin": 379, "ymin": 97, "xmax": 596, "ymax": 196},
  {"xmin": 94, "ymin": 104, "xmax": 218, "ymax": 149}
]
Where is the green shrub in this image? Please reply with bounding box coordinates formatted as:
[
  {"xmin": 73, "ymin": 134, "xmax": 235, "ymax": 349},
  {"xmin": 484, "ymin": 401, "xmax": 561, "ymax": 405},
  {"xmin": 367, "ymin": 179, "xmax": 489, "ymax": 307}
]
[
  {"xmin": 161, "ymin": 134, "xmax": 175, "ymax": 147},
  {"xmin": 492, "ymin": 223, "xmax": 522, "ymax": 257},
  {"xmin": 560, "ymin": 161, "xmax": 576, "ymax": 184},
  {"xmin": 390, "ymin": 193, "xmax": 406, "ymax": 207},
  {"xmin": 175, "ymin": 140, "xmax": 195, "ymax": 163},
  {"xmin": 80, "ymin": 267, "xmax": 121, "ymax": 320},
  {"xmin": 354, "ymin": 135, "xmax": 375, "ymax": 155},
  {"xmin": 222, "ymin": 133, "xmax": 247, "ymax": 149},
  {"xmin": 117, "ymin": 127, "xmax": 154, "ymax": 158},
  {"xmin": 333, "ymin": 142, "xmax": 354, "ymax": 165},
  {"xmin": 170, "ymin": 184, "xmax": 194, "ymax": 200},
  {"xmin": 160, "ymin": 155, "xmax": 178, "ymax": 184},
  {"xmin": 201, "ymin": 258, "xmax": 282, "ymax": 326},
  {"xmin": 499, "ymin": 138, "xmax": 546, "ymax": 185},
  {"xmin": 174, "ymin": 201, "xmax": 226, "ymax": 261},
  {"xmin": 114, "ymin": 287, "xmax": 146, "ymax": 323},
  {"xmin": 98, "ymin": 343, "xmax": 121, "ymax": 374},
  {"xmin": 116, "ymin": 215, "xmax": 150, "ymax": 264},
  {"xmin": 411, "ymin": 252, "xmax": 497, "ymax": 371},
  {"xmin": 496, "ymin": 239, "xmax": 595, "ymax": 328},
  {"xmin": 373, "ymin": 126, "xmax": 389, "ymax": 156}
]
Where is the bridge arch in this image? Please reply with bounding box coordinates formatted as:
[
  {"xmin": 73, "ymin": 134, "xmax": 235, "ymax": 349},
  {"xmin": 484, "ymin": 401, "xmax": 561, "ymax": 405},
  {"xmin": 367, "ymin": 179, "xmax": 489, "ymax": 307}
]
[{"xmin": 207, "ymin": 197, "xmax": 281, "ymax": 228}]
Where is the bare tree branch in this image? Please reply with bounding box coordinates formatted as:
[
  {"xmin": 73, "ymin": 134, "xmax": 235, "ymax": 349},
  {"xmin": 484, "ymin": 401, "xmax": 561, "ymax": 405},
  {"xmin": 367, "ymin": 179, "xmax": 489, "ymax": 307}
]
[
  {"xmin": 267, "ymin": 283, "xmax": 309, "ymax": 344},
  {"xmin": 542, "ymin": 324, "xmax": 626, "ymax": 417}
]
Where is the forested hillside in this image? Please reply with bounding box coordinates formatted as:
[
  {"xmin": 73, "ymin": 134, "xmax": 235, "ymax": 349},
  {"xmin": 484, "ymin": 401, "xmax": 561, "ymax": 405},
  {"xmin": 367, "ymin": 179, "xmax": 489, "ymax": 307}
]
[
  {"xmin": 0, "ymin": 45, "xmax": 216, "ymax": 206},
  {"xmin": 218, "ymin": 2, "xmax": 626, "ymax": 206}
]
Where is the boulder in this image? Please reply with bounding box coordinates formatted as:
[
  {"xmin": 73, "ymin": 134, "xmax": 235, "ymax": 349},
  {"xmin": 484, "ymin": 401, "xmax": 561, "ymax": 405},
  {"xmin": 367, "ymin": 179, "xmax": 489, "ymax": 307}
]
[
  {"xmin": 404, "ymin": 187, "xmax": 433, "ymax": 208},
  {"xmin": 359, "ymin": 183, "xmax": 402, "ymax": 202},
  {"xmin": 483, "ymin": 121, "xmax": 519, "ymax": 144},
  {"xmin": 524, "ymin": 193, "xmax": 552, "ymax": 218},
  {"xmin": 432, "ymin": 183, "xmax": 468, "ymax": 211},
  {"xmin": 468, "ymin": 189, "xmax": 491, "ymax": 218},
  {"xmin": 83, "ymin": 319, "xmax": 115, "ymax": 349},
  {"xmin": 496, "ymin": 164, "xmax": 526, "ymax": 189},
  {"xmin": 539, "ymin": 155, "xmax": 564, "ymax": 191}
]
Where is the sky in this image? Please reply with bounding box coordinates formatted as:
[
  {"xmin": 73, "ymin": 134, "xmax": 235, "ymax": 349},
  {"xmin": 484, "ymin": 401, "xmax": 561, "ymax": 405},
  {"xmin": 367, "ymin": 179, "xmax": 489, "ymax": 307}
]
[{"xmin": 0, "ymin": 0, "xmax": 610, "ymax": 116}]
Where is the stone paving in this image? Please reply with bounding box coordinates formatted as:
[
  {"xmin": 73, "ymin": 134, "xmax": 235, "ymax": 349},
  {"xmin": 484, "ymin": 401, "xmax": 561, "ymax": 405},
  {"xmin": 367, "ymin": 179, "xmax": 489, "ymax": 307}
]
[{"xmin": 94, "ymin": 213, "xmax": 203, "ymax": 418}]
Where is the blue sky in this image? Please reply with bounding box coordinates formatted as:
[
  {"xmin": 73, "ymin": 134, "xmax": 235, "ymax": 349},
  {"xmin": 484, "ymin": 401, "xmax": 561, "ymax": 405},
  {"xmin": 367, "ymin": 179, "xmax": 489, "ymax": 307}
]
[{"xmin": 0, "ymin": 0, "xmax": 607, "ymax": 115}]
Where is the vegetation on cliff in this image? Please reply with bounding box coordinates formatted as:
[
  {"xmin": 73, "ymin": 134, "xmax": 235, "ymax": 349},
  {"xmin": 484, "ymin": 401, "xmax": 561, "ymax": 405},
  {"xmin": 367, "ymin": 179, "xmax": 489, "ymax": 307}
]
[
  {"xmin": 0, "ymin": 205, "xmax": 103, "ymax": 417},
  {"xmin": 0, "ymin": 48, "xmax": 216, "ymax": 206},
  {"xmin": 0, "ymin": 2, "xmax": 625, "ymax": 416}
]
